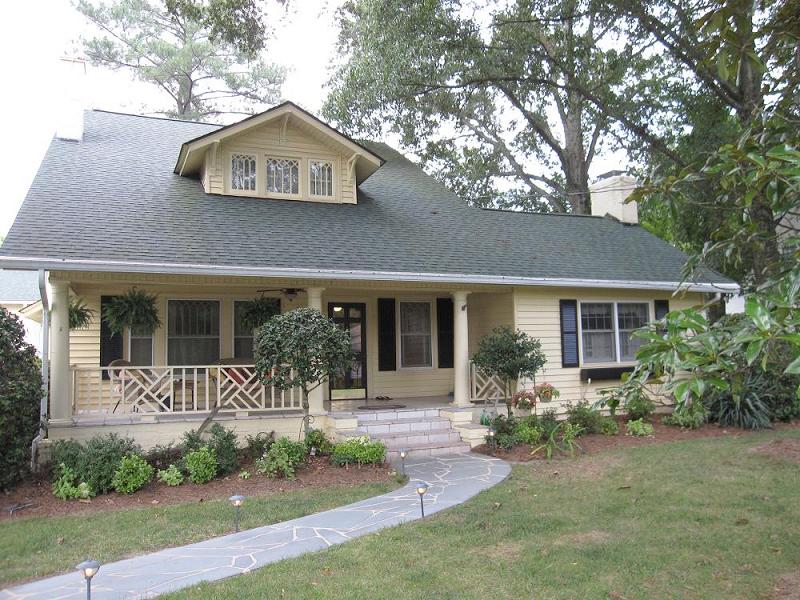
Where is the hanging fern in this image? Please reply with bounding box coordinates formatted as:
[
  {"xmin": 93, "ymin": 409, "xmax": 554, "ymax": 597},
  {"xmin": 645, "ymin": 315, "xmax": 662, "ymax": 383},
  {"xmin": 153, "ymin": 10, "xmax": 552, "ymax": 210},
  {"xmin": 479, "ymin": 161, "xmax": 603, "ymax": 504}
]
[
  {"xmin": 102, "ymin": 289, "xmax": 161, "ymax": 336},
  {"xmin": 69, "ymin": 297, "xmax": 95, "ymax": 330},
  {"xmin": 239, "ymin": 297, "xmax": 281, "ymax": 331}
]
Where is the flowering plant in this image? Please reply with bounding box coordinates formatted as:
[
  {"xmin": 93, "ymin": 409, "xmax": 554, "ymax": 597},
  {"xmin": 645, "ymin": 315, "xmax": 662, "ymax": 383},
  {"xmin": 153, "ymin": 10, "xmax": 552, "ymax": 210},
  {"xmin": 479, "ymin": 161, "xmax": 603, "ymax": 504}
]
[
  {"xmin": 511, "ymin": 390, "xmax": 538, "ymax": 410},
  {"xmin": 535, "ymin": 383, "xmax": 560, "ymax": 402}
]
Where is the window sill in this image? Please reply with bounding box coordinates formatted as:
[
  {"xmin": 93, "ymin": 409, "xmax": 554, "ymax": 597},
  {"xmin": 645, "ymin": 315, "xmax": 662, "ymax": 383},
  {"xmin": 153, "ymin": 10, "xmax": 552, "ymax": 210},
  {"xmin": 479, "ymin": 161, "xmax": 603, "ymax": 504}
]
[{"xmin": 579, "ymin": 365, "xmax": 635, "ymax": 382}]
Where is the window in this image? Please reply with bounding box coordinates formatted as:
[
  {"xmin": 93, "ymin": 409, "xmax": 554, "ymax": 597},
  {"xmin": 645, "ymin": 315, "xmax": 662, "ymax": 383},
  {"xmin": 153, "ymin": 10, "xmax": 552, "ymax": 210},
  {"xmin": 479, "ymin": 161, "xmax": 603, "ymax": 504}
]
[
  {"xmin": 617, "ymin": 303, "xmax": 649, "ymax": 360},
  {"xmin": 231, "ymin": 154, "xmax": 256, "ymax": 191},
  {"xmin": 233, "ymin": 301, "xmax": 255, "ymax": 360},
  {"xmin": 579, "ymin": 301, "xmax": 650, "ymax": 364},
  {"xmin": 129, "ymin": 326, "xmax": 153, "ymax": 366},
  {"xmin": 266, "ymin": 158, "xmax": 299, "ymax": 194},
  {"xmin": 167, "ymin": 300, "xmax": 220, "ymax": 365},
  {"xmin": 399, "ymin": 301, "xmax": 432, "ymax": 368},
  {"xmin": 309, "ymin": 160, "xmax": 333, "ymax": 197}
]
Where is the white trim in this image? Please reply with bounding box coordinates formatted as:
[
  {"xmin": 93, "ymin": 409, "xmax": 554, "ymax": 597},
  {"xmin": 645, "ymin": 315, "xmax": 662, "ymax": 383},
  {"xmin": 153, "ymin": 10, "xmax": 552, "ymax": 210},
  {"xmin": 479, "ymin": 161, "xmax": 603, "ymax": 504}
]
[
  {"xmin": 0, "ymin": 256, "xmax": 739, "ymax": 293},
  {"xmin": 227, "ymin": 151, "xmax": 259, "ymax": 196},
  {"xmin": 264, "ymin": 154, "xmax": 302, "ymax": 199},
  {"xmin": 308, "ymin": 157, "xmax": 336, "ymax": 199},
  {"xmin": 396, "ymin": 299, "xmax": 435, "ymax": 370}
]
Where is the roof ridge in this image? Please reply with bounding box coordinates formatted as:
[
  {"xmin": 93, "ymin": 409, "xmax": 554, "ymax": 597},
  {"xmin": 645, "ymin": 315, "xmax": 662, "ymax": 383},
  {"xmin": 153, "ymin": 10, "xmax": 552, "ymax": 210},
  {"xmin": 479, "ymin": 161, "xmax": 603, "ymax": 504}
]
[
  {"xmin": 479, "ymin": 207, "xmax": 608, "ymax": 220},
  {"xmin": 91, "ymin": 109, "xmax": 223, "ymax": 128}
]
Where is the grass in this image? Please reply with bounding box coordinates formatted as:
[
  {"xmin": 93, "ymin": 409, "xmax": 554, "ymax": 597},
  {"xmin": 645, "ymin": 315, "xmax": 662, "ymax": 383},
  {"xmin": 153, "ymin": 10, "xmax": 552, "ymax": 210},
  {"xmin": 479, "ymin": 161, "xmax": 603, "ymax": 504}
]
[
  {"xmin": 0, "ymin": 481, "xmax": 398, "ymax": 587},
  {"xmin": 165, "ymin": 429, "xmax": 800, "ymax": 599}
]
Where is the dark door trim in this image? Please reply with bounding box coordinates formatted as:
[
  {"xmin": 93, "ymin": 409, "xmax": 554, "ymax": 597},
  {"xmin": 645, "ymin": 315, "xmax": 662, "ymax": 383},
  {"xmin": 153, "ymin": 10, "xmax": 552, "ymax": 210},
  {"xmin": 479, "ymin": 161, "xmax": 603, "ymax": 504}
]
[{"xmin": 327, "ymin": 302, "xmax": 367, "ymax": 400}]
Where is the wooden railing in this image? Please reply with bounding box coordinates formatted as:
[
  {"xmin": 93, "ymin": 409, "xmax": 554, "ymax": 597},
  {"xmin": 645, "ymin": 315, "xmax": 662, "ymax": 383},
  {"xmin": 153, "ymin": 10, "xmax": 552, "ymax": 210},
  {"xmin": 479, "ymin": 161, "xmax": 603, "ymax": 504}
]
[
  {"xmin": 469, "ymin": 362, "xmax": 506, "ymax": 403},
  {"xmin": 71, "ymin": 364, "xmax": 302, "ymax": 415}
]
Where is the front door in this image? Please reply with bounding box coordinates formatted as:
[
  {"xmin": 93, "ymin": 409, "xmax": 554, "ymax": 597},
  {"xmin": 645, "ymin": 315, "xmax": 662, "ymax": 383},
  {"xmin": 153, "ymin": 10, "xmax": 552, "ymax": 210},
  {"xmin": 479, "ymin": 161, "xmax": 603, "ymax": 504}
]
[{"xmin": 328, "ymin": 303, "xmax": 367, "ymax": 400}]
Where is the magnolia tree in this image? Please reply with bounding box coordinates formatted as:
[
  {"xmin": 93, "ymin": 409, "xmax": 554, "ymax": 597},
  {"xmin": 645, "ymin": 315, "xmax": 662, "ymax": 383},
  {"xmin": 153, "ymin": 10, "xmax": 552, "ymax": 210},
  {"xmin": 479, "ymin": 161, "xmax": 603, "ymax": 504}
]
[
  {"xmin": 254, "ymin": 308, "xmax": 354, "ymax": 438},
  {"xmin": 471, "ymin": 326, "xmax": 547, "ymax": 416}
]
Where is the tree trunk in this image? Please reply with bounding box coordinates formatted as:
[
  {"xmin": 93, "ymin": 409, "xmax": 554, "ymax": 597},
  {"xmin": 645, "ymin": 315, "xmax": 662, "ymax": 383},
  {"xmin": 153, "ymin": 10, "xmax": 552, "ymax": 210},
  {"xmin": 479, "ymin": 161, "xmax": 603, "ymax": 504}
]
[
  {"xmin": 301, "ymin": 388, "xmax": 310, "ymax": 440},
  {"xmin": 561, "ymin": 97, "xmax": 592, "ymax": 214}
]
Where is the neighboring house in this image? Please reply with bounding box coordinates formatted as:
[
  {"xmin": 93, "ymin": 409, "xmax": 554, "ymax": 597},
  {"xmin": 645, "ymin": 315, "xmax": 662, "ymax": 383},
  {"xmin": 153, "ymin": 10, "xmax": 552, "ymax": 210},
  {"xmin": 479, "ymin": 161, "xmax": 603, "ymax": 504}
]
[
  {"xmin": 0, "ymin": 268, "xmax": 42, "ymax": 353},
  {"xmin": 0, "ymin": 102, "xmax": 736, "ymax": 455}
]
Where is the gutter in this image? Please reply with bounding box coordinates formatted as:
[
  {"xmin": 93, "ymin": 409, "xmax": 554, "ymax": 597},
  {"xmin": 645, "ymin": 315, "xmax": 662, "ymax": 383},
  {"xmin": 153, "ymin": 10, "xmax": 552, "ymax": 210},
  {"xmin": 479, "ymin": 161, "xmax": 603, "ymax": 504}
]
[
  {"xmin": 31, "ymin": 269, "xmax": 49, "ymax": 472},
  {"xmin": 0, "ymin": 255, "xmax": 740, "ymax": 294}
]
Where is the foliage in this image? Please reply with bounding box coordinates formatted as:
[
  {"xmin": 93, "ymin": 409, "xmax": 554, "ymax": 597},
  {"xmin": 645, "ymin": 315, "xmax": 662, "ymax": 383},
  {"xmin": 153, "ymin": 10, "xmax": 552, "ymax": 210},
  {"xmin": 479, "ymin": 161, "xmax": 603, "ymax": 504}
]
[
  {"xmin": 532, "ymin": 422, "xmax": 584, "ymax": 459},
  {"xmin": 513, "ymin": 422, "xmax": 543, "ymax": 445},
  {"xmin": 254, "ymin": 308, "xmax": 354, "ymax": 436},
  {"xmin": 76, "ymin": 0, "xmax": 285, "ymax": 119},
  {"xmin": 181, "ymin": 428, "xmax": 205, "ymax": 453},
  {"xmin": 600, "ymin": 418, "xmax": 619, "ymax": 436},
  {"xmin": 534, "ymin": 383, "xmax": 560, "ymax": 403},
  {"xmin": 330, "ymin": 436, "xmax": 386, "ymax": 466},
  {"xmin": 662, "ymin": 408, "xmax": 707, "ymax": 430},
  {"xmin": 244, "ymin": 431, "xmax": 274, "ymax": 461},
  {"xmin": 145, "ymin": 443, "xmax": 183, "ymax": 471},
  {"xmin": 305, "ymin": 429, "xmax": 334, "ymax": 456},
  {"xmin": 101, "ymin": 288, "xmax": 161, "ymax": 336},
  {"xmin": 471, "ymin": 326, "xmax": 547, "ymax": 416},
  {"xmin": 538, "ymin": 409, "xmax": 560, "ymax": 439},
  {"xmin": 624, "ymin": 389, "xmax": 655, "ymax": 421},
  {"xmin": 511, "ymin": 390, "xmax": 537, "ymax": 411},
  {"xmin": 157, "ymin": 464, "xmax": 184, "ymax": 486},
  {"xmin": 256, "ymin": 437, "xmax": 307, "ymax": 478},
  {"xmin": 0, "ymin": 307, "xmax": 41, "ymax": 490},
  {"xmin": 565, "ymin": 401, "xmax": 603, "ymax": 434},
  {"xmin": 52, "ymin": 434, "xmax": 141, "ymax": 495},
  {"xmin": 626, "ymin": 419, "xmax": 654, "ymax": 437},
  {"xmin": 486, "ymin": 414, "xmax": 518, "ymax": 447},
  {"xmin": 52, "ymin": 464, "xmax": 94, "ymax": 500},
  {"xmin": 208, "ymin": 423, "xmax": 239, "ymax": 475},
  {"xmin": 185, "ymin": 446, "xmax": 218, "ymax": 484},
  {"xmin": 112, "ymin": 454, "xmax": 155, "ymax": 494},
  {"xmin": 68, "ymin": 297, "xmax": 95, "ymax": 330},
  {"xmin": 237, "ymin": 297, "xmax": 281, "ymax": 331},
  {"xmin": 238, "ymin": 470, "xmax": 251, "ymax": 480}
]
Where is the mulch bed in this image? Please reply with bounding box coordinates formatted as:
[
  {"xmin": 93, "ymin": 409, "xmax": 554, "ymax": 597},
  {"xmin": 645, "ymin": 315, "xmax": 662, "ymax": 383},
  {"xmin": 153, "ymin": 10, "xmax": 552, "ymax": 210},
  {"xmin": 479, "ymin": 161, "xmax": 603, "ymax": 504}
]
[
  {"xmin": 472, "ymin": 416, "xmax": 800, "ymax": 463},
  {"xmin": 1, "ymin": 456, "xmax": 395, "ymax": 522}
]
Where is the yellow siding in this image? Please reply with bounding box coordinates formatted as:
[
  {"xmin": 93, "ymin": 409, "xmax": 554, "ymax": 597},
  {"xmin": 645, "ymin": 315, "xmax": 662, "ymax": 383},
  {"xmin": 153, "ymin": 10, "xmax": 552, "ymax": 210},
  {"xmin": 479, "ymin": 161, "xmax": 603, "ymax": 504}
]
[
  {"xmin": 467, "ymin": 291, "xmax": 514, "ymax": 355},
  {"xmin": 513, "ymin": 286, "xmax": 704, "ymax": 411}
]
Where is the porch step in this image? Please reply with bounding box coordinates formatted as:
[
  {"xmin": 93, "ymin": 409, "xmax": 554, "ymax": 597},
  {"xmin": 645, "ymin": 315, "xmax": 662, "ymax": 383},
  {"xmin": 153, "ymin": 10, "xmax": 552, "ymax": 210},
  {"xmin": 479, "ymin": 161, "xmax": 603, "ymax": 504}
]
[
  {"xmin": 351, "ymin": 429, "xmax": 463, "ymax": 450},
  {"xmin": 356, "ymin": 417, "xmax": 452, "ymax": 435},
  {"xmin": 353, "ymin": 408, "xmax": 442, "ymax": 424},
  {"xmin": 386, "ymin": 440, "xmax": 471, "ymax": 461}
]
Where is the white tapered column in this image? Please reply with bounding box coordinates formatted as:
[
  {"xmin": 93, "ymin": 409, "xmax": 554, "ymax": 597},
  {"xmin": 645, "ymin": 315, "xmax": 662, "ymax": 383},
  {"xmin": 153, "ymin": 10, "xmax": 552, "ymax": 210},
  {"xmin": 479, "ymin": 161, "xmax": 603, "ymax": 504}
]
[
  {"xmin": 50, "ymin": 281, "xmax": 72, "ymax": 420},
  {"xmin": 306, "ymin": 287, "xmax": 327, "ymax": 415},
  {"xmin": 451, "ymin": 290, "xmax": 471, "ymax": 407}
]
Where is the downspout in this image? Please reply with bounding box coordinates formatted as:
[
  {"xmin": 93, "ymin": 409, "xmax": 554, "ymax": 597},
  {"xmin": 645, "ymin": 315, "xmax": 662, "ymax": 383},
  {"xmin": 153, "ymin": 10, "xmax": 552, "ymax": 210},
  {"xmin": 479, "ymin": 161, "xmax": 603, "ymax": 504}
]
[{"xmin": 31, "ymin": 269, "xmax": 50, "ymax": 472}]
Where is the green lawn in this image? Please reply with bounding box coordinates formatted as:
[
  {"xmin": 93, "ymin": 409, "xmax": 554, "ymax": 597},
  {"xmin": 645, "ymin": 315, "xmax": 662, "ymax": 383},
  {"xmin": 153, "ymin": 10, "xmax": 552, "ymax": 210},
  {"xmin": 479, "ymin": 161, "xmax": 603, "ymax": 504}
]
[
  {"xmin": 0, "ymin": 481, "xmax": 397, "ymax": 587},
  {"xmin": 166, "ymin": 429, "xmax": 800, "ymax": 600}
]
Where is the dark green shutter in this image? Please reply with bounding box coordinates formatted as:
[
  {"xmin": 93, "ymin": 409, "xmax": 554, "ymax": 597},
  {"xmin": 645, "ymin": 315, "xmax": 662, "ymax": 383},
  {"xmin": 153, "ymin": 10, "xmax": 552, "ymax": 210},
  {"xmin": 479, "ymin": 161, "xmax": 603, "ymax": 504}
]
[
  {"xmin": 377, "ymin": 298, "xmax": 396, "ymax": 371},
  {"xmin": 560, "ymin": 299, "xmax": 579, "ymax": 368},
  {"xmin": 654, "ymin": 299, "xmax": 670, "ymax": 320},
  {"xmin": 436, "ymin": 297, "xmax": 454, "ymax": 368},
  {"xmin": 100, "ymin": 295, "xmax": 123, "ymax": 379}
]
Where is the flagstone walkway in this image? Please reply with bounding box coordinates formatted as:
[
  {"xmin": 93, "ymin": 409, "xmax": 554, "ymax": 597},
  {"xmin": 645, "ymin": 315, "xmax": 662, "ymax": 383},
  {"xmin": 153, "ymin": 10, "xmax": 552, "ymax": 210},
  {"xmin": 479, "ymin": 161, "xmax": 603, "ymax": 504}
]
[{"xmin": 1, "ymin": 453, "xmax": 510, "ymax": 599}]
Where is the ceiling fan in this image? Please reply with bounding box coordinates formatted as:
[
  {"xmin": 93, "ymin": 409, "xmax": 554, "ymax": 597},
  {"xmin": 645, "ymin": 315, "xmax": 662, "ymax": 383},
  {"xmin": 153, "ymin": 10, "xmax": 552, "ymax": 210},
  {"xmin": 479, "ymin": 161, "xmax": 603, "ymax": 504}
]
[{"xmin": 256, "ymin": 287, "xmax": 305, "ymax": 301}]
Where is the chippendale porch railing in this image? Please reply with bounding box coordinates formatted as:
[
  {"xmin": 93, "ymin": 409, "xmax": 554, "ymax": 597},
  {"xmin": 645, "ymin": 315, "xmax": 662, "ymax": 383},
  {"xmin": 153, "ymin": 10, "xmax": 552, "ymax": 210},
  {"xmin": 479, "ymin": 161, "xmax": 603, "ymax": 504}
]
[
  {"xmin": 469, "ymin": 362, "xmax": 506, "ymax": 404},
  {"xmin": 70, "ymin": 364, "xmax": 302, "ymax": 416}
]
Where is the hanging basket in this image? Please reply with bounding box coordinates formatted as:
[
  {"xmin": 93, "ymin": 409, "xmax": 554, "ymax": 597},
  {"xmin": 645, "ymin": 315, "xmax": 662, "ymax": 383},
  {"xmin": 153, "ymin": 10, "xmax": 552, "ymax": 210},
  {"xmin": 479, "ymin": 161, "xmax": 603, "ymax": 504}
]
[
  {"xmin": 102, "ymin": 288, "xmax": 161, "ymax": 335},
  {"xmin": 238, "ymin": 296, "xmax": 281, "ymax": 331}
]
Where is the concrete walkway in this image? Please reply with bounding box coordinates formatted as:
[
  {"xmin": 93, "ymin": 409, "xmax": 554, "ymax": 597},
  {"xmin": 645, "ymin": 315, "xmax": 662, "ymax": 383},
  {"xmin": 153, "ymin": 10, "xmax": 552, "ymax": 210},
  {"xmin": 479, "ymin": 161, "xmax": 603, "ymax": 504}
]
[{"xmin": 1, "ymin": 454, "xmax": 510, "ymax": 599}]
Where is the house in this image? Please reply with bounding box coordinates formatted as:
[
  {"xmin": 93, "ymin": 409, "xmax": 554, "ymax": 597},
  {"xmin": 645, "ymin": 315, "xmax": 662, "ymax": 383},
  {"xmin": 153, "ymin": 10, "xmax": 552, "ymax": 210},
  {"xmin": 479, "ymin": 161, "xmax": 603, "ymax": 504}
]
[
  {"xmin": 0, "ymin": 269, "xmax": 42, "ymax": 353},
  {"xmin": 0, "ymin": 102, "xmax": 736, "ymax": 456}
]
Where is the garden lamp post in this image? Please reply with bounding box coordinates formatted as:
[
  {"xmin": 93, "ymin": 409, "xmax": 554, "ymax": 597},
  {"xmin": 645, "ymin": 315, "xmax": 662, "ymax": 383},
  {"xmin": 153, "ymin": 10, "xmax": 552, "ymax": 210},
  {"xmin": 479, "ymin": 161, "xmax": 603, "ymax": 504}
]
[
  {"xmin": 416, "ymin": 482, "xmax": 429, "ymax": 518},
  {"xmin": 76, "ymin": 559, "xmax": 100, "ymax": 600},
  {"xmin": 229, "ymin": 495, "xmax": 245, "ymax": 532},
  {"xmin": 488, "ymin": 428, "xmax": 496, "ymax": 454},
  {"xmin": 399, "ymin": 449, "xmax": 408, "ymax": 476}
]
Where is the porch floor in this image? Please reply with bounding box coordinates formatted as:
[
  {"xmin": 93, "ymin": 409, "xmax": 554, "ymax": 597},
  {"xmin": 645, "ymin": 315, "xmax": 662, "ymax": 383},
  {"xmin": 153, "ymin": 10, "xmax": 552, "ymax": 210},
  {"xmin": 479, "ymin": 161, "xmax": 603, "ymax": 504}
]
[{"xmin": 325, "ymin": 395, "xmax": 454, "ymax": 414}]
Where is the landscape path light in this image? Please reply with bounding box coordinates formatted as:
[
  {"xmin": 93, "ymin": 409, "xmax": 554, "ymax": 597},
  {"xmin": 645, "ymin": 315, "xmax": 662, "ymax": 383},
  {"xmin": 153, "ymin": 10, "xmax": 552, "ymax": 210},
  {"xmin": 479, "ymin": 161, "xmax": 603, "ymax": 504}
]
[
  {"xmin": 229, "ymin": 495, "xmax": 245, "ymax": 532},
  {"xmin": 416, "ymin": 482, "xmax": 429, "ymax": 518},
  {"xmin": 76, "ymin": 559, "xmax": 100, "ymax": 600},
  {"xmin": 399, "ymin": 449, "xmax": 408, "ymax": 476}
]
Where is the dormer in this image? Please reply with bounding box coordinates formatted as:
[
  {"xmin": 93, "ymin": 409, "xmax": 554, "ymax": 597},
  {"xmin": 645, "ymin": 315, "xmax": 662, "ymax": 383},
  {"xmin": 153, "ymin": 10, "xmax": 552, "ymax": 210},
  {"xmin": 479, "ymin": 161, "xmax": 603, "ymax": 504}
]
[{"xmin": 174, "ymin": 101, "xmax": 384, "ymax": 204}]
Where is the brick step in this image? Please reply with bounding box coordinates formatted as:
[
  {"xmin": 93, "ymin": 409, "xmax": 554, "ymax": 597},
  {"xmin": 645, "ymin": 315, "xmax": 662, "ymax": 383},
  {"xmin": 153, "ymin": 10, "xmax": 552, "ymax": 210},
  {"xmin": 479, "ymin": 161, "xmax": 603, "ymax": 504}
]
[
  {"xmin": 357, "ymin": 417, "xmax": 452, "ymax": 435},
  {"xmin": 386, "ymin": 440, "xmax": 471, "ymax": 461},
  {"xmin": 367, "ymin": 430, "xmax": 463, "ymax": 449},
  {"xmin": 353, "ymin": 408, "xmax": 442, "ymax": 424}
]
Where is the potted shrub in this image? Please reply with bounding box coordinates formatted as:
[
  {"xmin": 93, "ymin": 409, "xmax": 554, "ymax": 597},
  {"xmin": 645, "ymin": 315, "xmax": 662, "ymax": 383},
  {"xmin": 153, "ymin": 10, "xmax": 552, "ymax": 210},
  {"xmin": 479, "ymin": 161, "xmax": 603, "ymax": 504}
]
[{"xmin": 535, "ymin": 382, "xmax": 560, "ymax": 403}]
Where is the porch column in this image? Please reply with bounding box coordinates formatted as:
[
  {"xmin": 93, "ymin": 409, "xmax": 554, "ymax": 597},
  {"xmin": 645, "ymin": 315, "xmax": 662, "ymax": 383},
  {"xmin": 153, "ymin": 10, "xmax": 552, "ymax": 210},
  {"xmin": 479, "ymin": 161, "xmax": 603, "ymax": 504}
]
[
  {"xmin": 306, "ymin": 287, "xmax": 326, "ymax": 415},
  {"xmin": 451, "ymin": 290, "xmax": 471, "ymax": 407},
  {"xmin": 50, "ymin": 281, "xmax": 72, "ymax": 420}
]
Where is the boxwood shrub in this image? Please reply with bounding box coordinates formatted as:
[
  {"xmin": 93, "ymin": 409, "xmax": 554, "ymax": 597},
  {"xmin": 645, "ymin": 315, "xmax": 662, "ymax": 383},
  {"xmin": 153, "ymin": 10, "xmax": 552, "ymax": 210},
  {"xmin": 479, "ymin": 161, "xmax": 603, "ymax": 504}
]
[{"xmin": 331, "ymin": 436, "xmax": 386, "ymax": 466}]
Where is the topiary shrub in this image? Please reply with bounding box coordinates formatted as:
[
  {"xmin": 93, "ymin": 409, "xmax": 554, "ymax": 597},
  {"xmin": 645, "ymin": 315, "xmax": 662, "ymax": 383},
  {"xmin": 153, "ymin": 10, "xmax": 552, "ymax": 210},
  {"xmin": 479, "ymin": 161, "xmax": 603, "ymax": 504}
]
[
  {"xmin": 185, "ymin": 446, "xmax": 217, "ymax": 484},
  {"xmin": 51, "ymin": 433, "xmax": 140, "ymax": 495},
  {"xmin": 208, "ymin": 423, "xmax": 239, "ymax": 475},
  {"xmin": 0, "ymin": 307, "xmax": 42, "ymax": 490},
  {"xmin": 256, "ymin": 437, "xmax": 307, "ymax": 478},
  {"xmin": 330, "ymin": 436, "xmax": 386, "ymax": 466},
  {"xmin": 112, "ymin": 454, "xmax": 154, "ymax": 494}
]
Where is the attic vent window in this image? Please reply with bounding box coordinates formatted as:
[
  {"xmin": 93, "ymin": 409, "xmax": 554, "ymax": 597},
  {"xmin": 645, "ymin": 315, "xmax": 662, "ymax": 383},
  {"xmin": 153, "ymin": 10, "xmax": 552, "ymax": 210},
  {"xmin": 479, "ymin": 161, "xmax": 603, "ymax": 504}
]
[
  {"xmin": 231, "ymin": 154, "xmax": 257, "ymax": 191},
  {"xmin": 266, "ymin": 158, "xmax": 299, "ymax": 195},
  {"xmin": 309, "ymin": 160, "xmax": 333, "ymax": 197}
]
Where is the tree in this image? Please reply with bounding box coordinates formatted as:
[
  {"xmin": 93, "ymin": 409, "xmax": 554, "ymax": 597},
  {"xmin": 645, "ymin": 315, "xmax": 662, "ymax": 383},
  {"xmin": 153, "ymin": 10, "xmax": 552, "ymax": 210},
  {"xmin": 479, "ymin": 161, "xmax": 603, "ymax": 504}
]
[
  {"xmin": 254, "ymin": 308, "xmax": 354, "ymax": 437},
  {"xmin": 471, "ymin": 326, "xmax": 547, "ymax": 416},
  {"xmin": 0, "ymin": 308, "xmax": 42, "ymax": 490},
  {"xmin": 325, "ymin": 0, "xmax": 650, "ymax": 213},
  {"xmin": 76, "ymin": 0, "xmax": 285, "ymax": 119}
]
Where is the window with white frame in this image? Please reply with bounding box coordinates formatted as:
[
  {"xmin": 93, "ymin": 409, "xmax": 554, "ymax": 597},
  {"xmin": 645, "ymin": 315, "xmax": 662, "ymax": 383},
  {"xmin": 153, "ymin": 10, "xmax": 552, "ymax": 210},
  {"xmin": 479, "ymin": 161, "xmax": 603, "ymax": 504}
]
[
  {"xmin": 233, "ymin": 301, "xmax": 255, "ymax": 360},
  {"xmin": 167, "ymin": 300, "xmax": 220, "ymax": 365},
  {"xmin": 129, "ymin": 326, "xmax": 153, "ymax": 366},
  {"xmin": 580, "ymin": 302, "xmax": 650, "ymax": 364},
  {"xmin": 309, "ymin": 160, "xmax": 333, "ymax": 197},
  {"xmin": 231, "ymin": 154, "xmax": 257, "ymax": 191},
  {"xmin": 399, "ymin": 301, "xmax": 432, "ymax": 368},
  {"xmin": 266, "ymin": 158, "xmax": 299, "ymax": 194}
]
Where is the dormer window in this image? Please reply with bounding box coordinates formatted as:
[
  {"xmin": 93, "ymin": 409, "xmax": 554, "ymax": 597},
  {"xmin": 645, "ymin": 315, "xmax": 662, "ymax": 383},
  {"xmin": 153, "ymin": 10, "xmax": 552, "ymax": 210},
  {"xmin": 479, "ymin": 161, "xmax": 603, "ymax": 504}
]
[
  {"xmin": 266, "ymin": 157, "xmax": 299, "ymax": 195},
  {"xmin": 231, "ymin": 154, "xmax": 257, "ymax": 191},
  {"xmin": 309, "ymin": 160, "xmax": 334, "ymax": 197}
]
